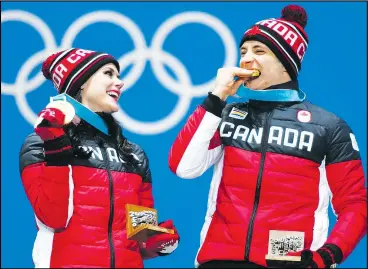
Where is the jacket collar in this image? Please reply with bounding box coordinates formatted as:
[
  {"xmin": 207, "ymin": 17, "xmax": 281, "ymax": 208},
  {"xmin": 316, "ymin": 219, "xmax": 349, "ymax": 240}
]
[
  {"xmin": 248, "ymin": 80, "xmax": 301, "ymax": 109},
  {"xmin": 265, "ymin": 80, "xmax": 299, "ymax": 90}
]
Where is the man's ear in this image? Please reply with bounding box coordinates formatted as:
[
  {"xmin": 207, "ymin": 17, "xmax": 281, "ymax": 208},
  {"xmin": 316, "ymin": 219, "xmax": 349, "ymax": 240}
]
[{"xmin": 81, "ymin": 83, "xmax": 86, "ymax": 90}]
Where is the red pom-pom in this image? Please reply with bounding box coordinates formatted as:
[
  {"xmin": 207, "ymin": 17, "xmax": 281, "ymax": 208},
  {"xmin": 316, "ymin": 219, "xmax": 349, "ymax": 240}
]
[
  {"xmin": 281, "ymin": 5, "xmax": 308, "ymax": 28},
  {"xmin": 41, "ymin": 51, "xmax": 62, "ymax": 80}
]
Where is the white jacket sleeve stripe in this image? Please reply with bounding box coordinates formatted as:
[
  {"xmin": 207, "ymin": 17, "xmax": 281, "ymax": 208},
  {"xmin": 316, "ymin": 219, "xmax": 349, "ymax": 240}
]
[{"xmin": 169, "ymin": 105, "xmax": 223, "ymax": 179}]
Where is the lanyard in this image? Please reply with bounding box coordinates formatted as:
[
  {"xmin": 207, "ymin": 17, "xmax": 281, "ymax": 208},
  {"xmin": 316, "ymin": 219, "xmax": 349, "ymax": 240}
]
[
  {"xmin": 234, "ymin": 85, "xmax": 306, "ymax": 102},
  {"xmin": 50, "ymin": 93, "xmax": 109, "ymax": 135}
]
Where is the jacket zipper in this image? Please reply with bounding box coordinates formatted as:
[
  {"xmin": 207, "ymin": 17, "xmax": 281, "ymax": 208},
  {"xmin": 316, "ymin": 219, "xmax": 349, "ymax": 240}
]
[
  {"xmin": 99, "ymin": 140, "xmax": 116, "ymax": 268},
  {"xmin": 244, "ymin": 110, "xmax": 274, "ymax": 261}
]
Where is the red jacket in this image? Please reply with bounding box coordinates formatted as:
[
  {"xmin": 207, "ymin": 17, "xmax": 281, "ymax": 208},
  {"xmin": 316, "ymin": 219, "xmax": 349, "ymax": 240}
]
[
  {"xmin": 19, "ymin": 127, "xmax": 154, "ymax": 268},
  {"xmin": 168, "ymin": 93, "xmax": 367, "ymax": 267}
]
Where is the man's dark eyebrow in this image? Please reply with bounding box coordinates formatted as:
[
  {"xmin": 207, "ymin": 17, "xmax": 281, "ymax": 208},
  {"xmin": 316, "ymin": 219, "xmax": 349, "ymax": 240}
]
[
  {"xmin": 253, "ymin": 45, "xmax": 264, "ymax": 49},
  {"xmin": 240, "ymin": 44, "xmax": 265, "ymax": 50}
]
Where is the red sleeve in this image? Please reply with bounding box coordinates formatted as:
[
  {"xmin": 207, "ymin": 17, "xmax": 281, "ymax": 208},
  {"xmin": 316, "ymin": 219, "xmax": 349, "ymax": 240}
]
[
  {"xmin": 136, "ymin": 151, "xmax": 156, "ymax": 259},
  {"xmin": 139, "ymin": 182, "xmax": 154, "ymax": 208},
  {"xmin": 324, "ymin": 120, "xmax": 367, "ymax": 261},
  {"xmin": 19, "ymin": 134, "xmax": 72, "ymax": 230},
  {"xmin": 135, "ymin": 147, "xmax": 154, "ymax": 208}
]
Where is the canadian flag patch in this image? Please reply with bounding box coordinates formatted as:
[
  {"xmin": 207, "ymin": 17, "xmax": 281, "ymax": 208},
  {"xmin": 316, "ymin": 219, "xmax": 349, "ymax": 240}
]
[
  {"xmin": 297, "ymin": 110, "xmax": 312, "ymax": 123},
  {"xmin": 229, "ymin": 107, "xmax": 248, "ymax": 120}
]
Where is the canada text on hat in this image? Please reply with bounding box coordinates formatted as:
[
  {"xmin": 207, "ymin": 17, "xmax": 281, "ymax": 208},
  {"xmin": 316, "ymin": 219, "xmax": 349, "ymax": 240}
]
[
  {"xmin": 252, "ymin": 18, "xmax": 308, "ymax": 62},
  {"xmin": 240, "ymin": 5, "xmax": 309, "ymax": 79},
  {"xmin": 42, "ymin": 48, "xmax": 119, "ymax": 97}
]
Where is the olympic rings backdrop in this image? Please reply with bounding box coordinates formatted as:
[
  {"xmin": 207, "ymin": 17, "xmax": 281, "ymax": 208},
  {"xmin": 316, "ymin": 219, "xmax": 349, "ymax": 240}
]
[{"xmin": 1, "ymin": 2, "xmax": 366, "ymax": 268}]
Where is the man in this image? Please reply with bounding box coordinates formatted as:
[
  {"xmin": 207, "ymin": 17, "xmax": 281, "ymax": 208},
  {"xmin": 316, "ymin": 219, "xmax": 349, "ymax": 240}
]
[{"xmin": 168, "ymin": 5, "xmax": 366, "ymax": 268}]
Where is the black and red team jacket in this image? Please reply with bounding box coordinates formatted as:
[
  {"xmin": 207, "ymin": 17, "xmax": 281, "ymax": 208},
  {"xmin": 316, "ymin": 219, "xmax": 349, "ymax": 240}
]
[
  {"xmin": 19, "ymin": 123, "xmax": 154, "ymax": 268},
  {"xmin": 169, "ymin": 87, "xmax": 366, "ymax": 267}
]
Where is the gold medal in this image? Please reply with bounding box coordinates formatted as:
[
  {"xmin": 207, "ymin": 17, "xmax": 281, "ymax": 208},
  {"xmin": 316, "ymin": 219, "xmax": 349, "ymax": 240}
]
[
  {"xmin": 251, "ymin": 70, "xmax": 260, "ymax": 77},
  {"xmin": 240, "ymin": 62, "xmax": 260, "ymax": 77}
]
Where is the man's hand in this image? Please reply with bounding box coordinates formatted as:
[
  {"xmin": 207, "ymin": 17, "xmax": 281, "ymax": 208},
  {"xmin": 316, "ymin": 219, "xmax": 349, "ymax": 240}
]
[
  {"xmin": 266, "ymin": 244, "xmax": 342, "ymax": 268},
  {"xmin": 212, "ymin": 67, "xmax": 259, "ymax": 101}
]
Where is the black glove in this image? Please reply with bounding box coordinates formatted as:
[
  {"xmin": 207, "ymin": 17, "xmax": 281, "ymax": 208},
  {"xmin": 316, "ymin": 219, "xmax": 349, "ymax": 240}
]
[{"xmin": 266, "ymin": 244, "xmax": 343, "ymax": 268}]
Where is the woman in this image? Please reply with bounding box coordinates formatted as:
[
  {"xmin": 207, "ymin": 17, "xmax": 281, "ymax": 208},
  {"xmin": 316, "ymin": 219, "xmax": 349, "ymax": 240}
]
[{"xmin": 19, "ymin": 48, "xmax": 180, "ymax": 268}]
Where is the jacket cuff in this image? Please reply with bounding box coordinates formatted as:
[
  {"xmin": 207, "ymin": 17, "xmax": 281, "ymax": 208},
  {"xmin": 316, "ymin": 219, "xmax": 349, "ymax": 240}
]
[
  {"xmin": 317, "ymin": 244, "xmax": 343, "ymax": 266},
  {"xmin": 43, "ymin": 135, "xmax": 73, "ymax": 165},
  {"xmin": 201, "ymin": 92, "xmax": 226, "ymax": 118}
]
